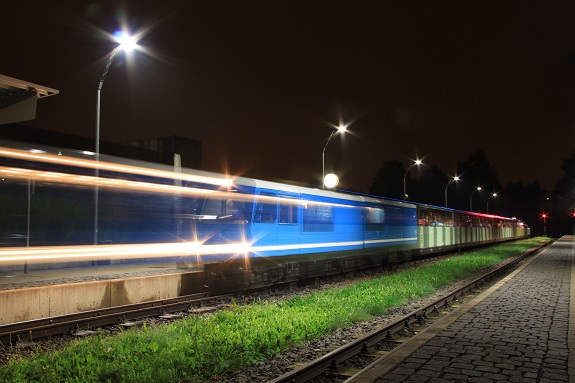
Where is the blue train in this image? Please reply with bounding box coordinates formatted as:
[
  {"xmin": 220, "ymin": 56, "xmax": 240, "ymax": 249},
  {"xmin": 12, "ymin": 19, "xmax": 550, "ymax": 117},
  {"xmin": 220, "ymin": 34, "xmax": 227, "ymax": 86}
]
[
  {"xmin": 192, "ymin": 176, "xmax": 528, "ymax": 259},
  {"xmin": 0, "ymin": 142, "xmax": 529, "ymax": 290},
  {"xmin": 185, "ymin": 174, "xmax": 529, "ymax": 291}
]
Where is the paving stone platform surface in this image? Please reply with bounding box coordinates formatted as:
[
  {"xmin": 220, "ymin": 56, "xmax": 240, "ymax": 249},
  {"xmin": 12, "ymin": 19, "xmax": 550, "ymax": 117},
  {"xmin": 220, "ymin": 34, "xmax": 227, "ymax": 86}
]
[{"xmin": 351, "ymin": 236, "xmax": 574, "ymax": 383}]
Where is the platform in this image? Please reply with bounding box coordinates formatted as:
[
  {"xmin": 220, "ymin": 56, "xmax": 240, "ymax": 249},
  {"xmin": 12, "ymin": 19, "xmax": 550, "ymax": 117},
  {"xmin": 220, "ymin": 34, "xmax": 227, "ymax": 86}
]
[
  {"xmin": 349, "ymin": 235, "xmax": 574, "ymax": 383},
  {"xmin": 0, "ymin": 261, "xmax": 203, "ymax": 325},
  {"xmin": 0, "ymin": 261, "xmax": 196, "ymax": 291}
]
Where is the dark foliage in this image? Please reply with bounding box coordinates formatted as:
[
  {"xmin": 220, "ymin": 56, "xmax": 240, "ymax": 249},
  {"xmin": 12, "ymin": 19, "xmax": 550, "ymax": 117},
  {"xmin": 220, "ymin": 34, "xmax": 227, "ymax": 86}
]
[{"xmin": 369, "ymin": 149, "xmax": 575, "ymax": 236}]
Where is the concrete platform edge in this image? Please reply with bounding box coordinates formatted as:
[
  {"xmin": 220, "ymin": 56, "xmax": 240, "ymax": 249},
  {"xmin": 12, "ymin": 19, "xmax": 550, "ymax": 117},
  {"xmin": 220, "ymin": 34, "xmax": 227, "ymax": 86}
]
[{"xmin": 0, "ymin": 273, "xmax": 185, "ymax": 324}]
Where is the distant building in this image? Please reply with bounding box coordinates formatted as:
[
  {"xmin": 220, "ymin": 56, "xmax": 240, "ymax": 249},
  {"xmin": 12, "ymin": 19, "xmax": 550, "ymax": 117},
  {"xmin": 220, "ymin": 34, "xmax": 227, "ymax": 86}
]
[
  {"xmin": 125, "ymin": 135, "xmax": 202, "ymax": 169},
  {"xmin": 0, "ymin": 123, "xmax": 202, "ymax": 169}
]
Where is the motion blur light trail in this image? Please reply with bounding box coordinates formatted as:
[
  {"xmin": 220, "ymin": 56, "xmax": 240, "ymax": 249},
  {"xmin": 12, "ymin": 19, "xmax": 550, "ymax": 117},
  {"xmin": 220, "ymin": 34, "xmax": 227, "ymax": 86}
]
[
  {"xmin": 0, "ymin": 240, "xmax": 374, "ymax": 265},
  {"xmin": 0, "ymin": 242, "xmax": 252, "ymax": 265},
  {"xmin": 0, "ymin": 146, "xmax": 233, "ymax": 187},
  {"xmin": 0, "ymin": 146, "xmax": 351, "ymax": 209},
  {"xmin": 0, "ymin": 166, "xmax": 223, "ymax": 197}
]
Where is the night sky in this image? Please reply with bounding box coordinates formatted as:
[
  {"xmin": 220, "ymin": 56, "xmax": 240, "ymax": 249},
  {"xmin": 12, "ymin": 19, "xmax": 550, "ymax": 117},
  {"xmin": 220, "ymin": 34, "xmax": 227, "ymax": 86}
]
[{"xmin": 3, "ymin": 1, "xmax": 575, "ymax": 192}]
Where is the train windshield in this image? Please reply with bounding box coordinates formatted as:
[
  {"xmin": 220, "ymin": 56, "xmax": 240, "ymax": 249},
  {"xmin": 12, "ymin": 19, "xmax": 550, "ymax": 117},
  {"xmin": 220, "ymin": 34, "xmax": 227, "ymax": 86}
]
[
  {"xmin": 200, "ymin": 196, "xmax": 249, "ymax": 222},
  {"xmin": 186, "ymin": 193, "xmax": 252, "ymax": 245}
]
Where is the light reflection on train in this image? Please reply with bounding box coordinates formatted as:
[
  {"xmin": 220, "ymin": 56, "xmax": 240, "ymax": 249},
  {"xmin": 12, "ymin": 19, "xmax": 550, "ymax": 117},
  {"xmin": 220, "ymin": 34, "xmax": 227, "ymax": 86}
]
[{"xmin": 0, "ymin": 143, "xmax": 529, "ymax": 277}]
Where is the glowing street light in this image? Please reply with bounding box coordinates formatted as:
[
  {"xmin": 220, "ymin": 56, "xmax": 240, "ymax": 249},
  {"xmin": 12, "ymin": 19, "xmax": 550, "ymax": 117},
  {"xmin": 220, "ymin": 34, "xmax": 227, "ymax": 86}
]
[
  {"xmin": 322, "ymin": 124, "xmax": 347, "ymax": 189},
  {"xmin": 541, "ymin": 212, "xmax": 548, "ymax": 236},
  {"xmin": 444, "ymin": 175, "xmax": 459, "ymax": 208},
  {"xmin": 94, "ymin": 30, "xmax": 140, "ymax": 245},
  {"xmin": 323, "ymin": 173, "xmax": 339, "ymax": 189},
  {"xmin": 469, "ymin": 186, "xmax": 482, "ymax": 212},
  {"xmin": 486, "ymin": 192, "xmax": 497, "ymax": 213},
  {"xmin": 403, "ymin": 159, "xmax": 422, "ymax": 200}
]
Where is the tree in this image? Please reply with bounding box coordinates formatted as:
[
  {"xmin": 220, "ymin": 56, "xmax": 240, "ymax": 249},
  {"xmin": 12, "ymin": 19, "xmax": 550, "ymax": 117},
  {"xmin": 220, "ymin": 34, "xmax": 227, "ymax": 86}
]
[
  {"xmin": 369, "ymin": 160, "xmax": 405, "ymax": 199},
  {"xmin": 411, "ymin": 164, "xmax": 447, "ymax": 206},
  {"xmin": 553, "ymin": 151, "xmax": 575, "ymax": 235},
  {"xmin": 454, "ymin": 150, "xmax": 502, "ymax": 212},
  {"xmin": 555, "ymin": 151, "xmax": 575, "ymax": 206}
]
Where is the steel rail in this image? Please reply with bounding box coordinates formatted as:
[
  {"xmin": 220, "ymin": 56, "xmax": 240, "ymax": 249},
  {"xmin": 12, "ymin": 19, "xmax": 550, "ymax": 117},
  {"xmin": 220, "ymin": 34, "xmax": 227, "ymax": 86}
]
[
  {"xmin": 0, "ymin": 292, "xmax": 224, "ymax": 345},
  {"xmin": 0, "ymin": 260, "xmax": 376, "ymax": 346},
  {"xmin": 268, "ymin": 243, "xmax": 548, "ymax": 383}
]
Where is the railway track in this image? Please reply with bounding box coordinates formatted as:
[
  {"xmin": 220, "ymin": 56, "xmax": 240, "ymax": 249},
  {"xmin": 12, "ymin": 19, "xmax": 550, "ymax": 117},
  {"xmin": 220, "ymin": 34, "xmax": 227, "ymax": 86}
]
[
  {"xmin": 0, "ymin": 249, "xmax": 456, "ymax": 347},
  {"xmin": 0, "ymin": 291, "xmax": 228, "ymax": 346},
  {"xmin": 267, "ymin": 244, "xmax": 546, "ymax": 383}
]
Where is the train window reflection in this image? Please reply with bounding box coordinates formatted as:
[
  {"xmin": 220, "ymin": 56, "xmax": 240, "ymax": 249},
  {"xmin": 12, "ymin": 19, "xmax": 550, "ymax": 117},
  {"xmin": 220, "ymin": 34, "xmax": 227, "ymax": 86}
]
[
  {"xmin": 418, "ymin": 207, "xmax": 454, "ymax": 227},
  {"xmin": 303, "ymin": 203, "xmax": 334, "ymax": 232},
  {"xmin": 254, "ymin": 192, "xmax": 277, "ymax": 224},
  {"xmin": 366, "ymin": 207, "xmax": 385, "ymax": 231},
  {"xmin": 200, "ymin": 196, "xmax": 248, "ymax": 222},
  {"xmin": 279, "ymin": 197, "xmax": 298, "ymax": 224}
]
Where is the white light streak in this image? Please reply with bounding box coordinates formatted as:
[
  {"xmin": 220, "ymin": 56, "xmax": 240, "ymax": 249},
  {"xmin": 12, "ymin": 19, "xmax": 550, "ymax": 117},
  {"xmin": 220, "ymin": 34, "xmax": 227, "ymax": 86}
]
[
  {"xmin": 0, "ymin": 146, "xmax": 233, "ymax": 187},
  {"xmin": 0, "ymin": 242, "xmax": 251, "ymax": 265}
]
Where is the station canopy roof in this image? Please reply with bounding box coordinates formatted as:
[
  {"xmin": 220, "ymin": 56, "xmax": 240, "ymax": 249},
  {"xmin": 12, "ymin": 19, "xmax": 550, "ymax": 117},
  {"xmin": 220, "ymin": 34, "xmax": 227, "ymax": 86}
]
[{"xmin": 0, "ymin": 74, "xmax": 59, "ymax": 125}]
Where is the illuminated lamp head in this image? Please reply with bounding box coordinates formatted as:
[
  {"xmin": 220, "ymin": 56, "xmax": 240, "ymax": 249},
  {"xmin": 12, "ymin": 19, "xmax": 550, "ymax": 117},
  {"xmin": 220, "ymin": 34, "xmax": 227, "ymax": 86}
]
[
  {"xmin": 324, "ymin": 173, "xmax": 339, "ymax": 189},
  {"xmin": 113, "ymin": 30, "xmax": 138, "ymax": 52}
]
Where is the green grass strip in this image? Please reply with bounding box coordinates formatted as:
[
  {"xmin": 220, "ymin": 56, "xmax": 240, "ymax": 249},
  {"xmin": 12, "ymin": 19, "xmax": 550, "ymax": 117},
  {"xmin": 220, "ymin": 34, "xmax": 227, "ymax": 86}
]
[{"xmin": 1, "ymin": 237, "xmax": 549, "ymax": 383}]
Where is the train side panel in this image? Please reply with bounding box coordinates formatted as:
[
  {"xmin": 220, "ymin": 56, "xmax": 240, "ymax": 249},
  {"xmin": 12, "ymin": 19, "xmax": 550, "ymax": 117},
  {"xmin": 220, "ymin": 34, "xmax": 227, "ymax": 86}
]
[{"xmin": 363, "ymin": 202, "xmax": 418, "ymax": 251}]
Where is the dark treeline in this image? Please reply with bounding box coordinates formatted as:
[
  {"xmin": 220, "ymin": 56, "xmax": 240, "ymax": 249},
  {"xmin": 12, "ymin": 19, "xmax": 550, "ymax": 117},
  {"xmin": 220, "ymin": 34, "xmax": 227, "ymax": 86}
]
[{"xmin": 369, "ymin": 150, "xmax": 575, "ymax": 237}]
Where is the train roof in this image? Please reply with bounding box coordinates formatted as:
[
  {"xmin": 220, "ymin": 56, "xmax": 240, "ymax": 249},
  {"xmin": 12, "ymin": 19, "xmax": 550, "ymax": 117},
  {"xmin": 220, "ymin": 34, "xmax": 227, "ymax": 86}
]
[
  {"xmin": 0, "ymin": 141, "xmax": 522, "ymax": 222},
  {"xmin": 244, "ymin": 177, "xmax": 417, "ymax": 209}
]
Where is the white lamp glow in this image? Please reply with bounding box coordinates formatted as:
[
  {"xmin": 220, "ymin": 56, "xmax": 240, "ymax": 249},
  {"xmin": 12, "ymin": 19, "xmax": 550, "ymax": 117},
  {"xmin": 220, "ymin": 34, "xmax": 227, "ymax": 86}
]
[{"xmin": 323, "ymin": 173, "xmax": 339, "ymax": 189}]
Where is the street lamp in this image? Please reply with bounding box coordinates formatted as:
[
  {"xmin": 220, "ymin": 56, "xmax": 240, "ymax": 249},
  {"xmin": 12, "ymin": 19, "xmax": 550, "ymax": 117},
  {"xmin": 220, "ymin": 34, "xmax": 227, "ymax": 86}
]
[
  {"xmin": 323, "ymin": 173, "xmax": 339, "ymax": 189},
  {"xmin": 94, "ymin": 31, "xmax": 139, "ymax": 245},
  {"xmin": 322, "ymin": 124, "xmax": 347, "ymax": 189},
  {"xmin": 469, "ymin": 186, "xmax": 482, "ymax": 212},
  {"xmin": 541, "ymin": 212, "xmax": 548, "ymax": 236},
  {"xmin": 486, "ymin": 192, "xmax": 497, "ymax": 213},
  {"xmin": 403, "ymin": 159, "xmax": 422, "ymax": 200},
  {"xmin": 444, "ymin": 176, "xmax": 459, "ymax": 208}
]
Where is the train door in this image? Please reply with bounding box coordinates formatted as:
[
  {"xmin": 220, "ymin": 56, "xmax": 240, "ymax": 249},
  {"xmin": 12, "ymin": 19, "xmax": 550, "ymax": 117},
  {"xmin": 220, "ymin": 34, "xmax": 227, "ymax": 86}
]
[
  {"xmin": 276, "ymin": 193, "xmax": 300, "ymax": 255},
  {"xmin": 364, "ymin": 206, "xmax": 386, "ymax": 250},
  {"xmin": 251, "ymin": 190, "xmax": 279, "ymax": 256}
]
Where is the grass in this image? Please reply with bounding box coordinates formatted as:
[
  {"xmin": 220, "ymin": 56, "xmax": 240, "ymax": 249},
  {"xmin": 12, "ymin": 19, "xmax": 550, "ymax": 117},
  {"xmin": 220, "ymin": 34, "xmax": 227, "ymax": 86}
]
[{"xmin": 0, "ymin": 237, "xmax": 549, "ymax": 383}]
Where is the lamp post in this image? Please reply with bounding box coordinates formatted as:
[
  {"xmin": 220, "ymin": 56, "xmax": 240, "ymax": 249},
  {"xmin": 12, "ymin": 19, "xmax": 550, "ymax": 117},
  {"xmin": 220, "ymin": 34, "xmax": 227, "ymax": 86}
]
[
  {"xmin": 541, "ymin": 212, "xmax": 548, "ymax": 236},
  {"xmin": 403, "ymin": 159, "xmax": 422, "ymax": 200},
  {"xmin": 94, "ymin": 31, "xmax": 138, "ymax": 245},
  {"xmin": 486, "ymin": 192, "xmax": 497, "ymax": 213},
  {"xmin": 322, "ymin": 124, "xmax": 347, "ymax": 189},
  {"xmin": 444, "ymin": 176, "xmax": 459, "ymax": 208},
  {"xmin": 469, "ymin": 186, "xmax": 482, "ymax": 212}
]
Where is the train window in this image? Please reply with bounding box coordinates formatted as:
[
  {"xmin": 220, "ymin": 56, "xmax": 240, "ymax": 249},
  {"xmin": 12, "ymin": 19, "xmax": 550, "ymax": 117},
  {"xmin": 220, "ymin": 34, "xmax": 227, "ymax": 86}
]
[
  {"xmin": 303, "ymin": 202, "xmax": 334, "ymax": 232},
  {"xmin": 254, "ymin": 192, "xmax": 277, "ymax": 224},
  {"xmin": 201, "ymin": 196, "xmax": 248, "ymax": 221},
  {"xmin": 418, "ymin": 207, "xmax": 453, "ymax": 227},
  {"xmin": 279, "ymin": 197, "xmax": 298, "ymax": 224},
  {"xmin": 366, "ymin": 207, "xmax": 385, "ymax": 231}
]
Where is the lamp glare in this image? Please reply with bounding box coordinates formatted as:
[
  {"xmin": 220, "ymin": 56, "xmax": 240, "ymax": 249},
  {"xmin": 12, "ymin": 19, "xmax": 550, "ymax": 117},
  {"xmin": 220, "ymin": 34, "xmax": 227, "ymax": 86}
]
[
  {"xmin": 324, "ymin": 173, "xmax": 339, "ymax": 189},
  {"xmin": 114, "ymin": 31, "xmax": 138, "ymax": 51}
]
